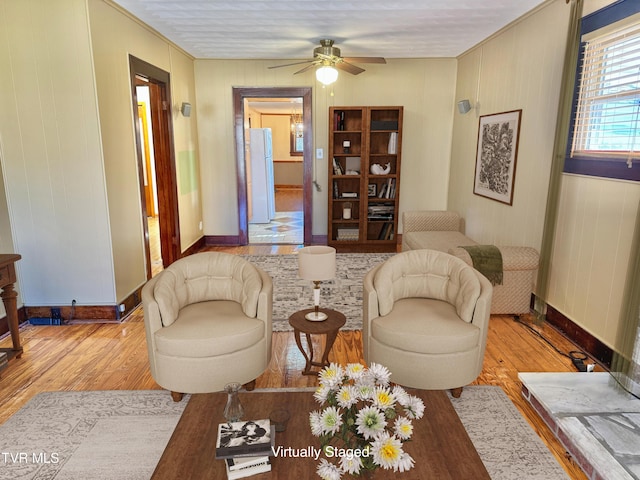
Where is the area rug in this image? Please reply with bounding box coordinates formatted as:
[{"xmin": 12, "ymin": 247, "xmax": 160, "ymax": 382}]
[
  {"xmin": 241, "ymin": 253, "xmax": 394, "ymax": 331},
  {"xmin": 0, "ymin": 387, "xmax": 568, "ymax": 479}
]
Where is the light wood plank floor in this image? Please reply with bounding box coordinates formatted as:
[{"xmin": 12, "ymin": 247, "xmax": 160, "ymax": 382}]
[{"xmin": 0, "ymin": 244, "xmax": 596, "ymax": 480}]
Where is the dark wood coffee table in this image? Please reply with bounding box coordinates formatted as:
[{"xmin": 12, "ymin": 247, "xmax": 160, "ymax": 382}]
[{"xmin": 151, "ymin": 389, "xmax": 490, "ymax": 479}]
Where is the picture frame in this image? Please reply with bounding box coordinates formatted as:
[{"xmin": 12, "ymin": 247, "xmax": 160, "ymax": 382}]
[
  {"xmin": 368, "ymin": 184, "xmax": 377, "ymax": 197},
  {"xmin": 473, "ymin": 109, "xmax": 522, "ymax": 205}
]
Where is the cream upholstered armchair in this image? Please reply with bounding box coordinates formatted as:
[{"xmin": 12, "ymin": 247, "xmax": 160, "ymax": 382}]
[
  {"xmin": 142, "ymin": 252, "xmax": 272, "ymax": 401},
  {"xmin": 363, "ymin": 249, "xmax": 492, "ymax": 397}
]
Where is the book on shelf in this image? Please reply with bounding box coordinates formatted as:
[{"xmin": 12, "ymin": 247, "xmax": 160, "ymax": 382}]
[
  {"xmin": 225, "ymin": 456, "xmax": 271, "ymax": 479},
  {"xmin": 377, "ymin": 178, "xmax": 395, "ymax": 199},
  {"xmin": 337, "ymin": 228, "xmax": 359, "ymax": 241},
  {"xmin": 368, "ymin": 204, "xmax": 394, "ymax": 215},
  {"xmin": 377, "ymin": 222, "xmax": 394, "ymax": 240},
  {"xmin": 341, "ymin": 192, "xmax": 358, "ymax": 198},
  {"xmin": 388, "ymin": 132, "xmax": 398, "ymax": 154},
  {"xmin": 334, "ymin": 110, "xmax": 345, "ymax": 131},
  {"xmin": 332, "ymin": 158, "xmax": 344, "ymax": 175},
  {"xmin": 215, "ymin": 419, "xmax": 274, "ymax": 459}
]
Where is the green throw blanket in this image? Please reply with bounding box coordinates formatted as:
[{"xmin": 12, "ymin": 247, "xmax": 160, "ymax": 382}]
[{"xmin": 460, "ymin": 245, "xmax": 503, "ymax": 286}]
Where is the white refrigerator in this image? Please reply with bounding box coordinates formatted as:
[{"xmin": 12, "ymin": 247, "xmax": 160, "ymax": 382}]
[{"xmin": 248, "ymin": 128, "xmax": 276, "ymax": 224}]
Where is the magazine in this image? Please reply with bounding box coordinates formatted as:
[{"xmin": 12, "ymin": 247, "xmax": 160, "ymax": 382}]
[{"xmin": 215, "ymin": 419, "xmax": 274, "ymax": 459}]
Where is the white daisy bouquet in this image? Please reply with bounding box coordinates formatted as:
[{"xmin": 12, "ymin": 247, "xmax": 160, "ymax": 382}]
[{"xmin": 309, "ymin": 362, "xmax": 425, "ymax": 479}]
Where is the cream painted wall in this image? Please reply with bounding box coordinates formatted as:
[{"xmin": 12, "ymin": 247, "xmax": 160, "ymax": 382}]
[
  {"xmin": 261, "ymin": 115, "xmax": 303, "ymax": 187},
  {"xmin": 194, "ymin": 58, "xmax": 457, "ymax": 236},
  {"xmin": 0, "ymin": 0, "xmax": 115, "ymax": 307},
  {"xmin": 545, "ymin": 0, "xmax": 640, "ymax": 350},
  {"xmin": 88, "ymin": 0, "xmax": 202, "ymax": 300},
  {"xmin": 549, "ymin": 175, "xmax": 640, "ymax": 348},
  {"xmin": 262, "ymin": 115, "xmax": 297, "ymax": 161},
  {"xmin": 0, "ymin": 0, "xmax": 202, "ymax": 312},
  {"xmin": 449, "ymin": 0, "xmax": 640, "ymax": 350},
  {"xmin": 449, "ymin": 0, "xmax": 567, "ymax": 248},
  {"xmin": 169, "ymin": 45, "xmax": 203, "ymax": 252}
]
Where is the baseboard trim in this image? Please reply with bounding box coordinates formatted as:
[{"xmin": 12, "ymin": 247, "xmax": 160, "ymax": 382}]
[
  {"xmin": 204, "ymin": 235, "xmax": 241, "ymax": 246},
  {"xmin": 311, "ymin": 235, "xmax": 327, "ymax": 245},
  {"xmin": 182, "ymin": 236, "xmax": 205, "ymax": 257},
  {"xmin": 544, "ymin": 303, "xmax": 613, "ymax": 368},
  {"xmin": 25, "ymin": 305, "xmax": 120, "ymax": 324}
]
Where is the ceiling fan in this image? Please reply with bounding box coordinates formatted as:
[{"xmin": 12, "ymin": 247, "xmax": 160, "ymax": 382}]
[{"xmin": 269, "ymin": 39, "xmax": 386, "ymax": 84}]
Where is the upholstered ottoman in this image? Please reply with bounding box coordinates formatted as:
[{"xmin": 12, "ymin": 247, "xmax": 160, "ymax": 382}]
[
  {"xmin": 402, "ymin": 211, "xmax": 539, "ymax": 316},
  {"xmin": 449, "ymin": 246, "xmax": 539, "ymax": 316}
]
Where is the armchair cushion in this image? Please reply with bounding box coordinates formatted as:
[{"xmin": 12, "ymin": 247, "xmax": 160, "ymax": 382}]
[
  {"xmin": 154, "ymin": 300, "xmax": 265, "ymax": 358},
  {"xmin": 373, "ymin": 249, "xmax": 481, "ymax": 322},
  {"xmin": 153, "ymin": 253, "xmax": 262, "ymax": 326},
  {"xmin": 371, "ymin": 298, "xmax": 481, "ymax": 354}
]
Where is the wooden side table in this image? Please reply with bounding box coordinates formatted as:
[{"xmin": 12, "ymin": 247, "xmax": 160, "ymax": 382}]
[
  {"xmin": 0, "ymin": 254, "xmax": 22, "ymax": 361},
  {"xmin": 288, "ymin": 308, "xmax": 346, "ymax": 375}
]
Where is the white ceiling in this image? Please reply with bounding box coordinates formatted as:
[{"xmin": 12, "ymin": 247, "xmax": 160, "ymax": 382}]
[{"xmin": 110, "ymin": 0, "xmax": 546, "ymax": 60}]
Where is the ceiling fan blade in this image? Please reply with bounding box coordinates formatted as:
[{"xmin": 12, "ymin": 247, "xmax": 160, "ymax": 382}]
[
  {"xmin": 342, "ymin": 57, "xmax": 387, "ymax": 64},
  {"xmin": 335, "ymin": 61, "xmax": 366, "ymax": 75},
  {"xmin": 294, "ymin": 62, "xmax": 320, "ymax": 75},
  {"xmin": 268, "ymin": 60, "xmax": 314, "ymax": 70}
]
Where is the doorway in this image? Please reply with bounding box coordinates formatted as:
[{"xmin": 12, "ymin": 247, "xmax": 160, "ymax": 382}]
[
  {"xmin": 233, "ymin": 87, "xmax": 313, "ymax": 245},
  {"xmin": 246, "ymin": 98, "xmax": 304, "ymax": 244},
  {"xmin": 129, "ymin": 56, "xmax": 181, "ymax": 278}
]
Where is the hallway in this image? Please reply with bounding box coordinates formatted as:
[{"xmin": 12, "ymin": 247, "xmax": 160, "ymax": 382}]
[{"xmin": 249, "ymin": 187, "xmax": 303, "ymax": 244}]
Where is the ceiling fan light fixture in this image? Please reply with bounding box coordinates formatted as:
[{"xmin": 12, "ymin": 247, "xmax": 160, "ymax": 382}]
[{"xmin": 316, "ymin": 65, "xmax": 338, "ymax": 85}]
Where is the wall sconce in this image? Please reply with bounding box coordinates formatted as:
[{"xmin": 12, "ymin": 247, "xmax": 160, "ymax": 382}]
[
  {"xmin": 316, "ymin": 65, "xmax": 339, "ymax": 86},
  {"xmin": 181, "ymin": 102, "xmax": 192, "ymax": 117},
  {"xmin": 457, "ymin": 99, "xmax": 473, "ymax": 114}
]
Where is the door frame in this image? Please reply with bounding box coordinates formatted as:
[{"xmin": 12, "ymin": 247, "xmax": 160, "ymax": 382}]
[
  {"xmin": 233, "ymin": 87, "xmax": 313, "ymax": 245},
  {"xmin": 129, "ymin": 55, "xmax": 181, "ymax": 277}
]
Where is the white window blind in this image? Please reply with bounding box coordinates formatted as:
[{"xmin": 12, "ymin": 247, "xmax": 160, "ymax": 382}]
[{"xmin": 571, "ymin": 16, "xmax": 640, "ymax": 166}]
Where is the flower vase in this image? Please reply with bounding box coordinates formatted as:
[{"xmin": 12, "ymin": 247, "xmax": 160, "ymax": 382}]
[{"xmin": 223, "ymin": 382, "xmax": 243, "ymax": 422}]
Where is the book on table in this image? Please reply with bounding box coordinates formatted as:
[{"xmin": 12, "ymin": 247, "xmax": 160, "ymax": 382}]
[
  {"xmin": 215, "ymin": 418, "xmax": 275, "ymax": 459},
  {"xmin": 225, "ymin": 456, "xmax": 271, "ymax": 479}
]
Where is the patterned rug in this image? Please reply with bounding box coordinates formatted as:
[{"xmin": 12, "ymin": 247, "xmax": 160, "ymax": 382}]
[
  {"xmin": 241, "ymin": 253, "xmax": 394, "ymax": 331},
  {"xmin": 0, "ymin": 388, "xmax": 568, "ymax": 479}
]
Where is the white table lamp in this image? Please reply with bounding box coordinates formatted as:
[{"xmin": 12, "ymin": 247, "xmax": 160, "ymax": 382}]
[{"xmin": 298, "ymin": 246, "xmax": 336, "ymax": 321}]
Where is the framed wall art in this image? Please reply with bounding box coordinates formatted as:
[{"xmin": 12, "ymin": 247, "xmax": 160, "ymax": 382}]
[{"xmin": 473, "ymin": 109, "xmax": 522, "ymax": 205}]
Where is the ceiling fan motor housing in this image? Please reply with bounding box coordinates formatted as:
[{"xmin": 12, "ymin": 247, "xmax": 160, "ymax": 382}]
[{"xmin": 314, "ymin": 39, "xmax": 340, "ymax": 61}]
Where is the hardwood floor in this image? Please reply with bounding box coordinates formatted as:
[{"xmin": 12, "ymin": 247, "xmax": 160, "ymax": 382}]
[
  {"xmin": 275, "ymin": 186, "xmax": 303, "ymax": 211},
  {"xmin": 0, "ymin": 244, "xmax": 596, "ymax": 480}
]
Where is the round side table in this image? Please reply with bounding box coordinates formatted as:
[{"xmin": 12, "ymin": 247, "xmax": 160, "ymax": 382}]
[{"xmin": 288, "ymin": 308, "xmax": 346, "ymax": 375}]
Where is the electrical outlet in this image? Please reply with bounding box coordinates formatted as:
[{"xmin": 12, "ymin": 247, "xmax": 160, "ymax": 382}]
[
  {"xmin": 51, "ymin": 308, "xmax": 62, "ymax": 326},
  {"xmin": 119, "ymin": 304, "xmax": 126, "ymax": 313},
  {"xmin": 316, "ymin": 148, "xmax": 323, "ymax": 159}
]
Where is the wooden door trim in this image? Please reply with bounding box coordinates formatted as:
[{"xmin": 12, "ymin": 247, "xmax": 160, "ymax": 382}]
[
  {"xmin": 129, "ymin": 55, "xmax": 181, "ymax": 276},
  {"xmin": 232, "ymin": 87, "xmax": 313, "ymax": 245}
]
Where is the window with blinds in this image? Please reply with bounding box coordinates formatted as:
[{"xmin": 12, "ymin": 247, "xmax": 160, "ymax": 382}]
[{"xmin": 570, "ymin": 16, "xmax": 640, "ymax": 166}]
